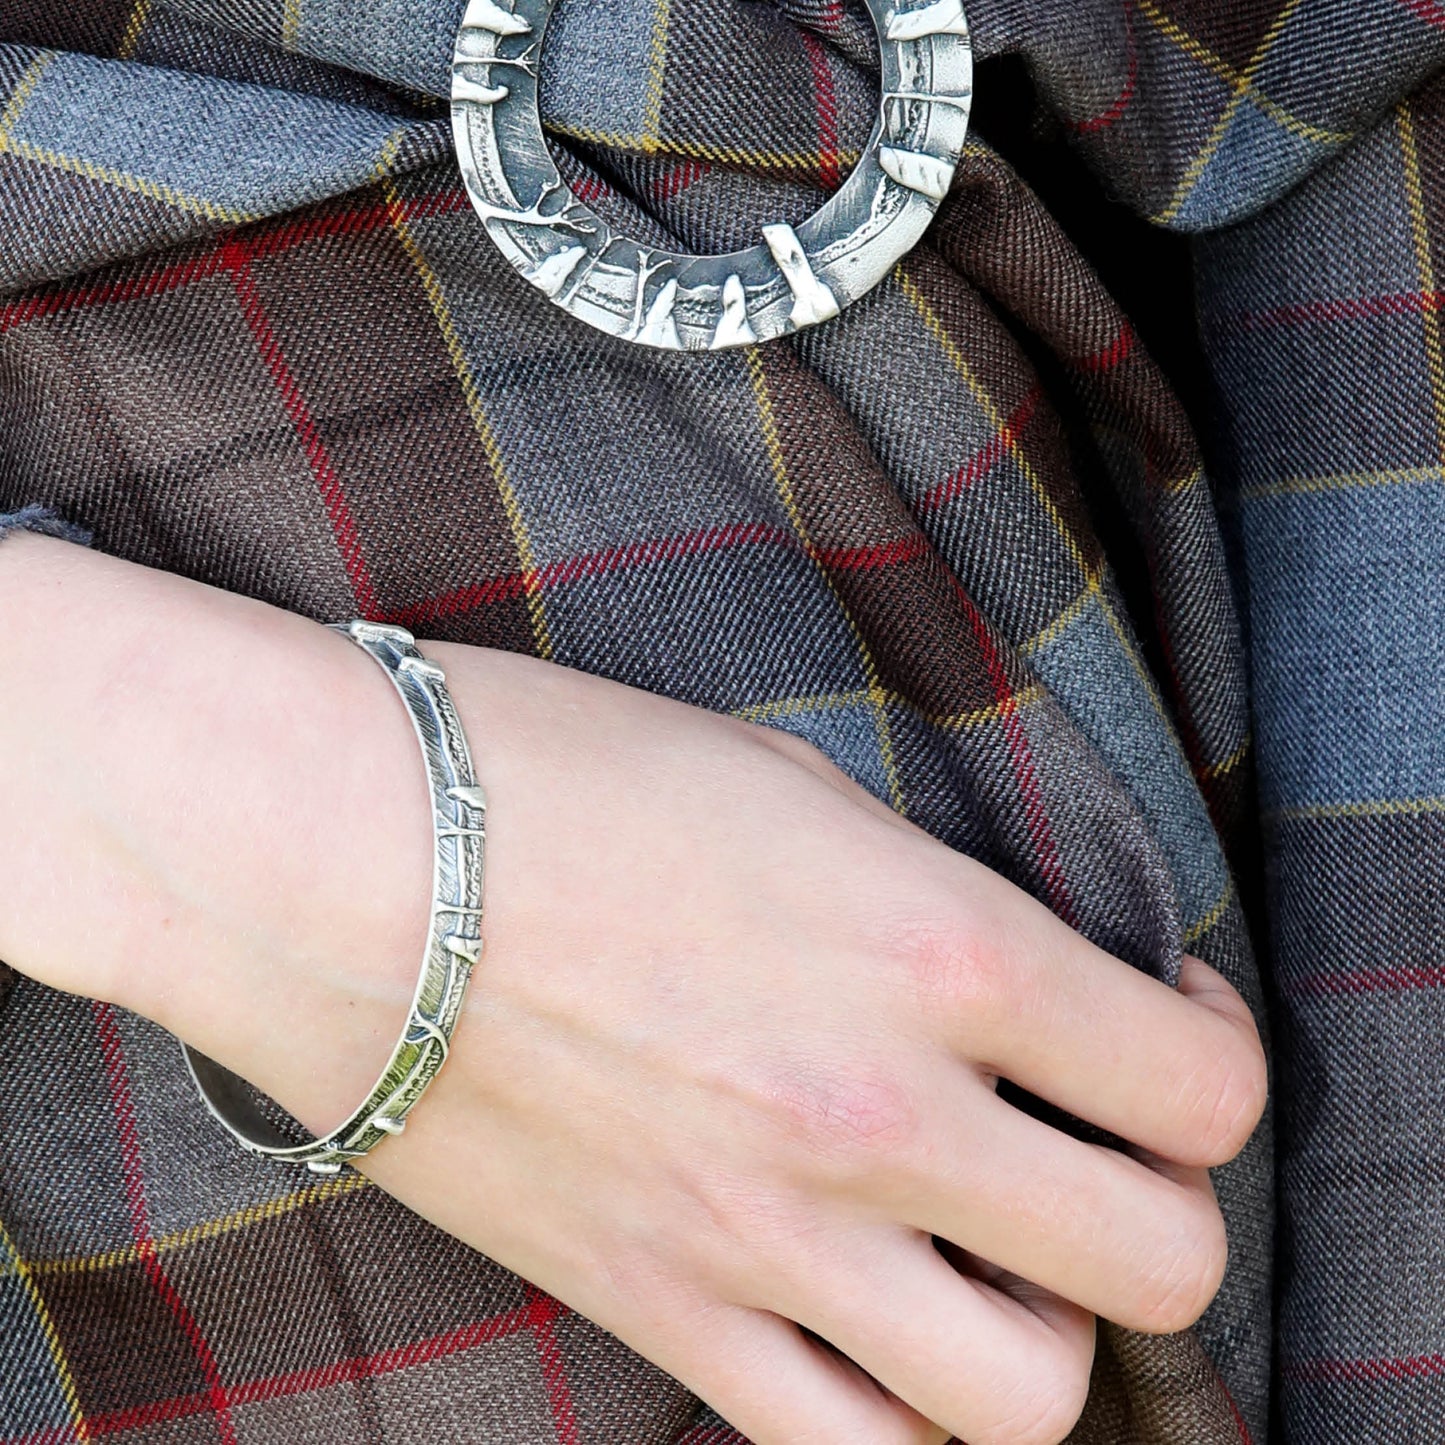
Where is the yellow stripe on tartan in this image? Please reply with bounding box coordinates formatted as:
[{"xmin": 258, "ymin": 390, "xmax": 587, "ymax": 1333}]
[
  {"xmin": 374, "ymin": 135, "xmax": 554, "ymax": 660},
  {"xmin": 927, "ymin": 684, "xmax": 1047, "ymax": 734},
  {"xmin": 1182, "ymin": 876, "xmax": 1234, "ymax": 949},
  {"xmin": 1165, "ymin": 462, "xmax": 1205, "ymax": 495},
  {"xmin": 733, "ymin": 682, "xmax": 1047, "ymax": 736},
  {"xmin": 1151, "ymin": 0, "xmax": 1310, "ymax": 226},
  {"xmin": 0, "ymin": 52, "xmax": 56, "ymax": 147},
  {"xmin": 744, "ymin": 349, "xmax": 908, "ymax": 816},
  {"xmin": 1135, "ymin": 0, "xmax": 1349, "ymax": 151},
  {"xmin": 1399, "ymin": 103, "xmax": 1445, "ymax": 469},
  {"xmin": 642, "ymin": 0, "xmax": 672, "ymax": 155},
  {"xmin": 546, "ymin": 121, "xmax": 860, "ymax": 175},
  {"xmin": 1017, "ymin": 570, "xmax": 1105, "ymax": 658},
  {"xmin": 0, "ymin": 1214, "xmax": 92, "ymax": 1442},
  {"xmin": 283, "ymin": 0, "xmax": 306, "ymax": 51},
  {"xmin": 0, "ymin": 53, "xmax": 251, "ymax": 226},
  {"xmin": 897, "ymin": 265, "xmax": 1208, "ymax": 766},
  {"xmin": 1200, "ymin": 732, "xmax": 1251, "ymax": 782},
  {"xmin": 0, "ymin": 139, "xmax": 257, "ymax": 225},
  {"xmin": 117, "ymin": 0, "xmax": 154, "ymax": 60},
  {"xmin": 896, "ymin": 266, "xmax": 1094, "ymax": 581},
  {"xmin": 1267, "ymin": 795, "xmax": 1445, "ymax": 825},
  {"xmin": 15, "ymin": 1175, "xmax": 369, "ymax": 1279},
  {"xmin": 1242, "ymin": 464, "xmax": 1445, "ymax": 500},
  {"xmin": 282, "ymin": 0, "xmax": 305, "ymax": 50}
]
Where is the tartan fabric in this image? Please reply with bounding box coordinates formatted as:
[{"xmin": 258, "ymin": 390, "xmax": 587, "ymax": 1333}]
[
  {"xmin": 0, "ymin": 1, "xmax": 1430, "ymax": 1442},
  {"xmin": 1196, "ymin": 69, "xmax": 1445, "ymax": 1443}
]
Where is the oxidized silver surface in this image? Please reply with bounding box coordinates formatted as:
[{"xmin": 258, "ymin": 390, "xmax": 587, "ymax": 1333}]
[
  {"xmin": 451, "ymin": 0, "xmax": 973, "ymax": 349},
  {"xmin": 184, "ymin": 620, "xmax": 487, "ymax": 1176}
]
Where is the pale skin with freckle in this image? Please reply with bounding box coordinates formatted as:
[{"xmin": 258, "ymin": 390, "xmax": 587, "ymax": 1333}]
[{"xmin": 0, "ymin": 532, "xmax": 1267, "ymax": 1445}]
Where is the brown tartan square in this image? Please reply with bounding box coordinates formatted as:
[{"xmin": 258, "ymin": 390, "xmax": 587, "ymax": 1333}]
[
  {"xmin": 291, "ymin": 1186, "xmax": 534, "ymax": 1358},
  {"xmin": 11, "ymin": 261, "xmax": 355, "ymax": 617},
  {"xmin": 107, "ymin": 1413, "xmax": 230, "ymax": 1445},
  {"xmin": 163, "ymin": 1193, "xmax": 383, "ymax": 1388},
  {"xmin": 751, "ymin": 343, "xmax": 1010, "ymax": 718},
  {"xmin": 0, "ymin": 1, "xmax": 136, "ymax": 58},
  {"xmin": 244, "ymin": 197, "xmax": 543, "ymax": 648},
  {"xmin": 1407, "ymin": 77, "xmax": 1445, "ymax": 244},
  {"xmin": 552, "ymin": 1304, "xmax": 696, "ymax": 1445},
  {"xmin": 36, "ymin": 1257, "xmax": 211, "ymax": 1422},
  {"xmin": 363, "ymin": 1338, "xmax": 558, "ymax": 1442}
]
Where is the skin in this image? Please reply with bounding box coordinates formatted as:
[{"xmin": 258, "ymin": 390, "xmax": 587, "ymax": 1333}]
[{"xmin": 0, "ymin": 533, "xmax": 1267, "ymax": 1445}]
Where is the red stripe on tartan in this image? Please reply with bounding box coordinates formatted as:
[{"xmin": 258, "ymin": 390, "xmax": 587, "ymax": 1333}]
[
  {"xmin": 91, "ymin": 1004, "xmax": 241, "ymax": 1445},
  {"xmin": 248, "ymin": 188, "xmax": 470, "ymax": 259},
  {"xmin": 814, "ymin": 533, "xmax": 929, "ymax": 569},
  {"xmin": 1228, "ymin": 289, "xmax": 1445, "ymax": 331},
  {"xmin": 391, "ymin": 521, "xmax": 792, "ymax": 625},
  {"xmin": 945, "ymin": 578, "xmax": 1081, "ymax": 928},
  {"xmin": 1283, "ymin": 964, "xmax": 1445, "ymax": 998},
  {"xmin": 0, "ymin": 189, "xmax": 469, "ymax": 332},
  {"xmin": 393, "ymin": 574, "xmax": 528, "ymax": 623},
  {"xmin": 0, "ymin": 251, "xmax": 230, "ymax": 331},
  {"xmin": 651, "ymin": 159, "xmax": 712, "ymax": 202},
  {"xmin": 572, "ymin": 175, "xmax": 613, "ymax": 206},
  {"xmin": 815, "ymin": 0, "xmax": 845, "ymax": 36},
  {"xmin": 800, "ymin": 30, "xmax": 842, "ymax": 191},
  {"xmin": 921, "ymin": 385, "xmax": 1042, "ymax": 512},
  {"xmin": 1399, "ymin": 0, "xmax": 1445, "ymax": 27},
  {"xmin": 1074, "ymin": 320, "xmax": 1137, "ymax": 372},
  {"xmin": 229, "ymin": 1307, "xmax": 538, "ymax": 1407},
  {"xmin": 1285, "ymin": 1352, "xmax": 1445, "ymax": 1384},
  {"xmin": 523, "ymin": 1288, "xmax": 581, "ymax": 1445},
  {"xmin": 1068, "ymin": 0, "xmax": 1138, "ymax": 135},
  {"xmin": 1, "ymin": 1309, "xmax": 546, "ymax": 1444},
  {"xmin": 1220, "ymin": 1375, "xmax": 1254, "ymax": 1444},
  {"xmin": 222, "ymin": 238, "xmax": 380, "ymax": 618},
  {"xmin": 388, "ymin": 520, "xmax": 931, "ymax": 628}
]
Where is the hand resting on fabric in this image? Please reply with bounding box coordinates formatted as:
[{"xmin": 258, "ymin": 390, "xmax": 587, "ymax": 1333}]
[{"xmin": 0, "ymin": 534, "xmax": 1267, "ymax": 1445}]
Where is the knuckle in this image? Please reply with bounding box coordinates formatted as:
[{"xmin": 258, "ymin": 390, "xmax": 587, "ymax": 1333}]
[
  {"xmin": 767, "ymin": 1063, "xmax": 924, "ymax": 1177},
  {"xmin": 1130, "ymin": 1209, "xmax": 1229, "ymax": 1333},
  {"xmin": 684, "ymin": 1171, "xmax": 811, "ymax": 1285},
  {"xmin": 890, "ymin": 911, "xmax": 1014, "ymax": 1024}
]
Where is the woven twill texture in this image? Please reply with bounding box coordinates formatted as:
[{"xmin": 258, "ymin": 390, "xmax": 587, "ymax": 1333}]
[
  {"xmin": 0, "ymin": 0, "xmax": 1438, "ymax": 1441},
  {"xmin": 1197, "ymin": 70, "xmax": 1445, "ymax": 1442}
]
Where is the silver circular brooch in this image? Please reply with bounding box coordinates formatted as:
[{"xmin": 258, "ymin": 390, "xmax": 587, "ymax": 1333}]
[{"xmin": 450, "ymin": 0, "xmax": 973, "ymax": 351}]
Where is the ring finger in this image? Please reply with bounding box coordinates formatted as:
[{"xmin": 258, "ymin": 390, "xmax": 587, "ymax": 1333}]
[{"xmin": 770, "ymin": 1224, "xmax": 1095, "ymax": 1445}]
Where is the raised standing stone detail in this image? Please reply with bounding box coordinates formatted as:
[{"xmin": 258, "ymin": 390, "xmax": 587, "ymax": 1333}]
[{"xmin": 452, "ymin": 0, "xmax": 972, "ymax": 349}]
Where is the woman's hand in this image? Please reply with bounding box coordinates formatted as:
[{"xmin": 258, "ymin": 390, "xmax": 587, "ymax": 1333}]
[{"xmin": 0, "ymin": 534, "xmax": 1267, "ymax": 1445}]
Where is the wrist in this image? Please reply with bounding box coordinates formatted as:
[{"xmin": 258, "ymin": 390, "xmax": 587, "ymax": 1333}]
[{"xmin": 0, "ymin": 546, "xmax": 435, "ymax": 1136}]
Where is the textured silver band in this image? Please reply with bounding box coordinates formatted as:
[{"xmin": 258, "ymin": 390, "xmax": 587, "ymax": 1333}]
[
  {"xmin": 183, "ymin": 620, "xmax": 487, "ymax": 1176},
  {"xmin": 451, "ymin": 0, "xmax": 973, "ymax": 349}
]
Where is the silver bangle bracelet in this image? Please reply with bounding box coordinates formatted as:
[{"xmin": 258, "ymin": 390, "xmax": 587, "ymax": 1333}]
[{"xmin": 183, "ymin": 619, "xmax": 488, "ymax": 1176}]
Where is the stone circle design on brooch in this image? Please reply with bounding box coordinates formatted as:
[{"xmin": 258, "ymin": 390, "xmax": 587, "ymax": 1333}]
[{"xmin": 451, "ymin": 0, "xmax": 973, "ymax": 351}]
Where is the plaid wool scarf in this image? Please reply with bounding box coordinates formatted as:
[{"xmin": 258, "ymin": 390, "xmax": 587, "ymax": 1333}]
[{"xmin": 0, "ymin": 2, "xmax": 1442, "ymax": 1441}]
